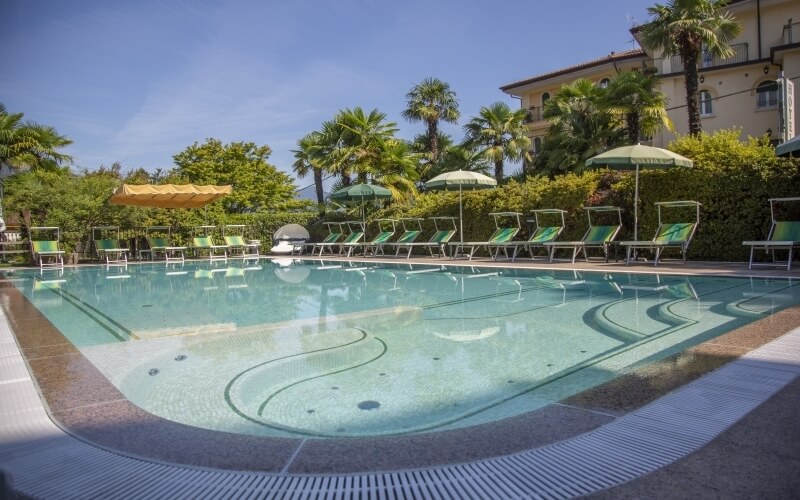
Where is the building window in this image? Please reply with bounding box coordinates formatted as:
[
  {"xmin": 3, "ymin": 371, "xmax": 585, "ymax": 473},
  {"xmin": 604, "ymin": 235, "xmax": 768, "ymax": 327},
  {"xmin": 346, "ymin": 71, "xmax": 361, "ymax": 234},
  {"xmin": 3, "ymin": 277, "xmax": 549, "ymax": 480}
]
[
  {"xmin": 541, "ymin": 92, "xmax": 550, "ymax": 107},
  {"xmin": 598, "ymin": 78, "xmax": 610, "ymax": 89},
  {"xmin": 699, "ymin": 90, "xmax": 713, "ymax": 116},
  {"xmin": 756, "ymin": 80, "xmax": 778, "ymax": 108}
]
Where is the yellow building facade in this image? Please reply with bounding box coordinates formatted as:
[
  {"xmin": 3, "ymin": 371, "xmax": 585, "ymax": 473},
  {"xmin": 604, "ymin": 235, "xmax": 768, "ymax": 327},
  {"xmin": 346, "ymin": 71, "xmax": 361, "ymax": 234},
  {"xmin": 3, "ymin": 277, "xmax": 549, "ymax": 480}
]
[{"xmin": 501, "ymin": 0, "xmax": 800, "ymax": 152}]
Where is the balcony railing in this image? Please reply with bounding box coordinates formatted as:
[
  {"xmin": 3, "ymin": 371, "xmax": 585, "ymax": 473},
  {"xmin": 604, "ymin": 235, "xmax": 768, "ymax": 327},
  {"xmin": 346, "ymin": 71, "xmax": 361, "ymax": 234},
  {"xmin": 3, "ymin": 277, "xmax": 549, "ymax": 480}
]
[
  {"xmin": 661, "ymin": 42, "xmax": 749, "ymax": 73},
  {"xmin": 784, "ymin": 21, "xmax": 799, "ymax": 44},
  {"xmin": 525, "ymin": 106, "xmax": 545, "ymax": 123}
]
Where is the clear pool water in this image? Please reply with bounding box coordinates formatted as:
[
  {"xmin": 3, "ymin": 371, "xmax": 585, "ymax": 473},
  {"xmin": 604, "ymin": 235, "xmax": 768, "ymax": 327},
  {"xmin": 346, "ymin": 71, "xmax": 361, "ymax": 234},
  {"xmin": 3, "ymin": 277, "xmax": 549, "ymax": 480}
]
[{"xmin": 7, "ymin": 259, "xmax": 799, "ymax": 438}]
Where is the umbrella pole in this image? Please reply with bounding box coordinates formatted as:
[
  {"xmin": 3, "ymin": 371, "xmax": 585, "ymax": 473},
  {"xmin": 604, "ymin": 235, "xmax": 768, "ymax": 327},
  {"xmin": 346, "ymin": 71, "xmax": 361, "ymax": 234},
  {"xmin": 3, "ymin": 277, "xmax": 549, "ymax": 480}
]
[
  {"xmin": 459, "ymin": 184, "xmax": 464, "ymax": 244},
  {"xmin": 634, "ymin": 165, "xmax": 639, "ymax": 241}
]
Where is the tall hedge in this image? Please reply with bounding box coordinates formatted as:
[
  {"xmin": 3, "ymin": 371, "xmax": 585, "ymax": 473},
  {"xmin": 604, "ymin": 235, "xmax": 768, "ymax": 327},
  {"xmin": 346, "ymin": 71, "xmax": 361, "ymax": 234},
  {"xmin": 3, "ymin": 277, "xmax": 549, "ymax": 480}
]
[{"xmin": 357, "ymin": 130, "xmax": 800, "ymax": 262}]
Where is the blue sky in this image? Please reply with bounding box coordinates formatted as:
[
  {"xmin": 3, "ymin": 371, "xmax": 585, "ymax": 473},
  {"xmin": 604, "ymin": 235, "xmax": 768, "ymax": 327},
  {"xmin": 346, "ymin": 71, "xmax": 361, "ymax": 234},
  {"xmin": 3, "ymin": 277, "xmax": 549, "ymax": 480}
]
[{"xmin": 2, "ymin": 0, "xmax": 655, "ymax": 190}]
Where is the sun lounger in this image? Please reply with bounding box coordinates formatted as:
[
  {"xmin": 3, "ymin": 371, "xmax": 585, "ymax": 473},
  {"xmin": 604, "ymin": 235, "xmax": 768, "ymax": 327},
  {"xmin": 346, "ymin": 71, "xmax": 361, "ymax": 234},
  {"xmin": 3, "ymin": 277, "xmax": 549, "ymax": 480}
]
[
  {"xmin": 224, "ymin": 235, "xmax": 260, "ymax": 259},
  {"xmin": 91, "ymin": 226, "xmax": 129, "ymax": 264},
  {"xmin": 393, "ymin": 217, "xmax": 457, "ymax": 258},
  {"xmin": 95, "ymin": 238, "xmax": 129, "ymax": 264},
  {"xmin": 146, "ymin": 236, "xmax": 186, "ymax": 263},
  {"xmin": 140, "ymin": 227, "xmax": 186, "ymax": 262},
  {"xmin": 360, "ymin": 219, "xmax": 397, "ymax": 257},
  {"xmin": 619, "ymin": 201, "xmax": 701, "ymax": 266},
  {"xmin": 450, "ymin": 212, "xmax": 521, "ymax": 260},
  {"xmin": 742, "ymin": 197, "xmax": 800, "ymax": 270},
  {"xmin": 222, "ymin": 225, "xmax": 260, "ymax": 259},
  {"xmin": 544, "ymin": 206, "xmax": 622, "ymax": 263},
  {"xmin": 311, "ymin": 222, "xmax": 345, "ymax": 256},
  {"xmin": 337, "ymin": 221, "xmax": 366, "ymax": 256},
  {"xmin": 488, "ymin": 209, "xmax": 566, "ymax": 262},
  {"xmin": 30, "ymin": 227, "xmax": 65, "ymax": 269},
  {"xmin": 192, "ymin": 236, "xmax": 228, "ymax": 261},
  {"xmin": 382, "ymin": 218, "xmax": 422, "ymax": 258}
]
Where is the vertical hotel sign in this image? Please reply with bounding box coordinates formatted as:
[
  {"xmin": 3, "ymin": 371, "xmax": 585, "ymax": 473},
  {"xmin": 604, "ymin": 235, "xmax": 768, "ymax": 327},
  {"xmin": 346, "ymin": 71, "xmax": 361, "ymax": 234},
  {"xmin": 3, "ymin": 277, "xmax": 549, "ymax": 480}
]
[{"xmin": 778, "ymin": 74, "xmax": 795, "ymax": 142}]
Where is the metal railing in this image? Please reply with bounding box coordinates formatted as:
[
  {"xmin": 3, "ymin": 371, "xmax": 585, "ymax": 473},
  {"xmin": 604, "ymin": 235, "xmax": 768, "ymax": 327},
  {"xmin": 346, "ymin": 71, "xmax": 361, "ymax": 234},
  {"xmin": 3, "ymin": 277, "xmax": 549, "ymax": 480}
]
[
  {"xmin": 526, "ymin": 106, "xmax": 545, "ymax": 123},
  {"xmin": 663, "ymin": 42, "xmax": 749, "ymax": 73}
]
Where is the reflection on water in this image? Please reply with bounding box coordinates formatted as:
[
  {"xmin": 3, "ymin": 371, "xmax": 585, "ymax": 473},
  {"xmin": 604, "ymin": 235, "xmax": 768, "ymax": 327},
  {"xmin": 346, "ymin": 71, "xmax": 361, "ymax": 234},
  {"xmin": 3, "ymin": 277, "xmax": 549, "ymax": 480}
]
[{"xmin": 4, "ymin": 261, "xmax": 798, "ymax": 438}]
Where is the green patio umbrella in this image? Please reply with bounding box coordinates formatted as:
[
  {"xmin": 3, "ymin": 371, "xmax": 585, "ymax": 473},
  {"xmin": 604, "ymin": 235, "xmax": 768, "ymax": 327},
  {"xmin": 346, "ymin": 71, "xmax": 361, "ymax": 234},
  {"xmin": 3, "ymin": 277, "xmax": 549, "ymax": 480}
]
[
  {"xmin": 776, "ymin": 135, "xmax": 800, "ymax": 157},
  {"xmin": 330, "ymin": 183, "xmax": 393, "ymax": 222},
  {"xmin": 585, "ymin": 144, "xmax": 693, "ymax": 240},
  {"xmin": 425, "ymin": 170, "xmax": 497, "ymax": 243}
]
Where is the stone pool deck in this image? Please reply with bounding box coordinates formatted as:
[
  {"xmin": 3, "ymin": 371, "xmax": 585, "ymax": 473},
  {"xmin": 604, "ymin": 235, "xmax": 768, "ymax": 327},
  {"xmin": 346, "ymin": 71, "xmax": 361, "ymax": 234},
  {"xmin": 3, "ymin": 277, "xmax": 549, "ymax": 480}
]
[{"xmin": 1, "ymin": 256, "xmax": 798, "ymax": 498}]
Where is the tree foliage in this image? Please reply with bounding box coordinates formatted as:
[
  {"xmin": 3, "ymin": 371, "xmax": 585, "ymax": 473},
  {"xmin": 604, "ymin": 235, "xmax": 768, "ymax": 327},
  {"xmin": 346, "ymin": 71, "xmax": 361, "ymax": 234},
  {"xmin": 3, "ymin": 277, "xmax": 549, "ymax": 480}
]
[
  {"xmin": 0, "ymin": 103, "xmax": 73, "ymax": 172},
  {"xmin": 638, "ymin": 0, "xmax": 742, "ymax": 135},
  {"xmin": 605, "ymin": 69, "xmax": 673, "ymax": 143},
  {"xmin": 173, "ymin": 138, "xmax": 303, "ymax": 213},
  {"xmin": 402, "ymin": 77, "xmax": 460, "ymax": 166},
  {"xmin": 533, "ymin": 79, "xmax": 625, "ymax": 176},
  {"xmin": 532, "ymin": 71, "xmax": 672, "ymax": 177},
  {"xmin": 462, "ymin": 102, "xmax": 531, "ymax": 182}
]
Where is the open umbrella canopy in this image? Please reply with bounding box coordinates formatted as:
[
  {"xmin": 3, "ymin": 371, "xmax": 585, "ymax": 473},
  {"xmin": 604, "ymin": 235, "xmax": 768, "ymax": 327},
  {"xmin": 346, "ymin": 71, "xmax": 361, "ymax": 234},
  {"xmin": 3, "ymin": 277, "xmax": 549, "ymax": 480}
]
[
  {"xmin": 584, "ymin": 144, "xmax": 693, "ymax": 169},
  {"xmin": 329, "ymin": 183, "xmax": 392, "ymax": 202},
  {"xmin": 426, "ymin": 170, "xmax": 497, "ymax": 243},
  {"xmin": 109, "ymin": 184, "xmax": 232, "ymax": 209},
  {"xmin": 425, "ymin": 170, "xmax": 497, "ymax": 191},
  {"xmin": 330, "ymin": 183, "xmax": 393, "ymax": 222},
  {"xmin": 776, "ymin": 135, "xmax": 800, "ymax": 157},
  {"xmin": 585, "ymin": 145, "xmax": 693, "ymax": 240}
]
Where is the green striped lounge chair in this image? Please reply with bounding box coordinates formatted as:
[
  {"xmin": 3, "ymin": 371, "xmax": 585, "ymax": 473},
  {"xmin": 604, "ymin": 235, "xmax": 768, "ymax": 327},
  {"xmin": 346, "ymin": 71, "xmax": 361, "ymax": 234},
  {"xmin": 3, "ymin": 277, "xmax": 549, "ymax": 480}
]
[
  {"xmin": 743, "ymin": 219, "xmax": 800, "ymax": 271},
  {"xmin": 621, "ymin": 223, "xmax": 697, "ymax": 266},
  {"xmin": 544, "ymin": 206, "xmax": 623, "ymax": 263},
  {"xmin": 223, "ymin": 235, "xmax": 260, "ymax": 259},
  {"xmin": 312, "ymin": 226, "xmax": 344, "ymax": 256},
  {"xmin": 393, "ymin": 228, "xmax": 455, "ymax": 259},
  {"xmin": 192, "ymin": 236, "xmax": 228, "ymax": 261},
  {"xmin": 31, "ymin": 240, "xmax": 65, "ymax": 269},
  {"xmin": 388, "ymin": 229, "xmax": 422, "ymax": 257},
  {"xmin": 449, "ymin": 212, "xmax": 522, "ymax": 261},
  {"xmin": 484, "ymin": 224, "xmax": 564, "ymax": 262},
  {"xmin": 545, "ymin": 225, "xmax": 620, "ymax": 264},
  {"xmin": 360, "ymin": 230, "xmax": 396, "ymax": 257},
  {"xmin": 451, "ymin": 226, "xmax": 520, "ymax": 261},
  {"xmin": 620, "ymin": 201, "xmax": 701, "ymax": 266},
  {"xmin": 337, "ymin": 229, "xmax": 366, "ymax": 256},
  {"xmin": 147, "ymin": 236, "xmax": 186, "ymax": 263},
  {"xmin": 95, "ymin": 238, "xmax": 129, "ymax": 265}
]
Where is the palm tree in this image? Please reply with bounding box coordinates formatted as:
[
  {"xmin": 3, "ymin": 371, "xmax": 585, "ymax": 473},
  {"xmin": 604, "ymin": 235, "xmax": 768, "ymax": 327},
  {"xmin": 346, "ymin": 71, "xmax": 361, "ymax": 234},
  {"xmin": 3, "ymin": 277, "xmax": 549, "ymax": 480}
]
[
  {"xmin": 638, "ymin": 0, "xmax": 742, "ymax": 136},
  {"xmin": 437, "ymin": 144, "xmax": 493, "ymax": 177},
  {"xmin": 335, "ymin": 107, "xmax": 399, "ymax": 183},
  {"xmin": 0, "ymin": 103, "xmax": 73, "ymax": 171},
  {"xmin": 371, "ymin": 139, "xmax": 419, "ymax": 204},
  {"xmin": 402, "ymin": 78, "xmax": 460, "ymax": 166},
  {"xmin": 292, "ymin": 132, "xmax": 326, "ymax": 214},
  {"xmin": 605, "ymin": 70, "xmax": 673, "ymax": 144},
  {"xmin": 462, "ymin": 102, "xmax": 531, "ymax": 182},
  {"xmin": 534, "ymin": 78, "xmax": 625, "ymax": 176}
]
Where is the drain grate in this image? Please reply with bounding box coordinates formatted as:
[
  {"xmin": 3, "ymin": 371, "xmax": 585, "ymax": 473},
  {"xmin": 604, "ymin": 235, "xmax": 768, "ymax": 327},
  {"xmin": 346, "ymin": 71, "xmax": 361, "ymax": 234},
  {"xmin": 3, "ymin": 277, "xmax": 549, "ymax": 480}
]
[{"xmin": 2, "ymin": 310, "xmax": 798, "ymax": 499}]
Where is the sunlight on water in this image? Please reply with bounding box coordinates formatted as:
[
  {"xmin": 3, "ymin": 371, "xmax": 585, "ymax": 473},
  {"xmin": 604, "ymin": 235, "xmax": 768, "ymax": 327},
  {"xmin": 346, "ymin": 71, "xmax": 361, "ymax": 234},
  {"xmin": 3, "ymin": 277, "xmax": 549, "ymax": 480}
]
[{"xmin": 8, "ymin": 259, "xmax": 798, "ymax": 438}]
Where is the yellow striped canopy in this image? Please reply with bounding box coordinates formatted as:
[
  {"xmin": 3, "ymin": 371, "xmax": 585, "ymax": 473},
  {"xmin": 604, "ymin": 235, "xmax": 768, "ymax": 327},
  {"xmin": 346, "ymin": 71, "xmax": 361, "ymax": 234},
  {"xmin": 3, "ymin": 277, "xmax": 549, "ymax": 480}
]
[{"xmin": 109, "ymin": 184, "xmax": 232, "ymax": 209}]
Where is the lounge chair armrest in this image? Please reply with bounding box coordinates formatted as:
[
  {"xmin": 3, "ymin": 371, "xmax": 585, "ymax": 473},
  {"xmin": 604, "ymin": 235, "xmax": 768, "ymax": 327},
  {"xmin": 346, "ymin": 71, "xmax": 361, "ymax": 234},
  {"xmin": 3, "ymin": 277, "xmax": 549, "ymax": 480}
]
[{"xmin": 742, "ymin": 240, "xmax": 800, "ymax": 245}]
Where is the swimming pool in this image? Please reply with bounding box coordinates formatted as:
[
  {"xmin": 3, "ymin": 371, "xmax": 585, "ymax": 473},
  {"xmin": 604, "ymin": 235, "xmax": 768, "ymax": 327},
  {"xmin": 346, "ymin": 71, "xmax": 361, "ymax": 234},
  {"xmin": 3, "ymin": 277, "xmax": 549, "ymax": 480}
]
[{"xmin": 7, "ymin": 259, "xmax": 799, "ymax": 439}]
